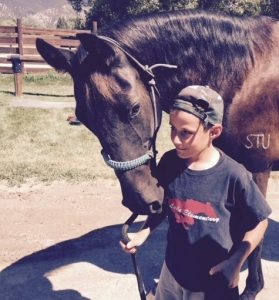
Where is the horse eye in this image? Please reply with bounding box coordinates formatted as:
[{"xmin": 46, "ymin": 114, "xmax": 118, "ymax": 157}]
[{"xmin": 130, "ymin": 103, "xmax": 140, "ymax": 118}]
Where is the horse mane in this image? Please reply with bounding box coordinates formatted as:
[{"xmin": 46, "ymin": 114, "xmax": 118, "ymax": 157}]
[
  {"xmin": 105, "ymin": 9, "xmax": 274, "ymax": 61},
  {"xmin": 106, "ymin": 9, "xmax": 274, "ymax": 55},
  {"xmin": 99, "ymin": 10, "xmax": 275, "ymax": 103}
]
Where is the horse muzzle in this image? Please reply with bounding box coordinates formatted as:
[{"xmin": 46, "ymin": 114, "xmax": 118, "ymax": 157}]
[{"xmin": 122, "ymin": 197, "xmax": 163, "ymax": 215}]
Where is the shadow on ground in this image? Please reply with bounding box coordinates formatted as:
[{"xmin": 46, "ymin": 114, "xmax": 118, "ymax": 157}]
[
  {"xmin": 1, "ymin": 90, "xmax": 73, "ymax": 97},
  {"xmin": 0, "ymin": 221, "xmax": 167, "ymax": 300},
  {"xmin": 0, "ymin": 218, "xmax": 277, "ymax": 300},
  {"xmin": 262, "ymin": 218, "xmax": 279, "ymax": 261},
  {"xmin": 22, "ymin": 92, "xmax": 74, "ymax": 98}
]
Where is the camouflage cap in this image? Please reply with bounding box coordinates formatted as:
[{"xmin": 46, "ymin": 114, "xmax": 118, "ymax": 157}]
[{"xmin": 172, "ymin": 85, "xmax": 224, "ymax": 126}]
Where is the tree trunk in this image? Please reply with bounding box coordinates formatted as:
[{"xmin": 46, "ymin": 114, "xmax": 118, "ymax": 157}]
[
  {"xmin": 270, "ymin": 0, "xmax": 279, "ymax": 18},
  {"xmin": 198, "ymin": 0, "xmax": 217, "ymax": 10}
]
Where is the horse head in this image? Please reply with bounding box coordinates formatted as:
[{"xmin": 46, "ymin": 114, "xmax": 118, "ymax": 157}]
[{"xmin": 36, "ymin": 34, "xmax": 164, "ymax": 215}]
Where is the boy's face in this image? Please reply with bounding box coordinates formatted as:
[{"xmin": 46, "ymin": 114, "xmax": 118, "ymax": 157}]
[{"xmin": 170, "ymin": 109, "xmax": 217, "ymax": 160}]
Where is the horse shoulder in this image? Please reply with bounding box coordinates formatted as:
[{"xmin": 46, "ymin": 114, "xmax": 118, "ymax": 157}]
[{"xmin": 227, "ymin": 22, "xmax": 279, "ymax": 162}]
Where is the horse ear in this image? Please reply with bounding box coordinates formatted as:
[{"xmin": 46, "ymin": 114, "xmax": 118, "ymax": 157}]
[
  {"xmin": 77, "ymin": 33, "xmax": 116, "ymax": 64},
  {"xmin": 36, "ymin": 38, "xmax": 74, "ymax": 73}
]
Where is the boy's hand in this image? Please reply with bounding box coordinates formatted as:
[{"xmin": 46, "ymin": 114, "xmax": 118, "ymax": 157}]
[
  {"xmin": 119, "ymin": 228, "xmax": 150, "ymax": 254},
  {"xmin": 209, "ymin": 259, "xmax": 241, "ymax": 288},
  {"xmin": 210, "ymin": 220, "xmax": 269, "ymax": 289}
]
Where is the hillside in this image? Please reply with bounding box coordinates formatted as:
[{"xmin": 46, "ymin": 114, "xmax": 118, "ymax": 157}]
[
  {"xmin": 0, "ymin": 0, "xmax": 69, "ymax": 17},
  {"xmin": 0, "ymin": 0, "xmax": 80, "ymax": 28}
]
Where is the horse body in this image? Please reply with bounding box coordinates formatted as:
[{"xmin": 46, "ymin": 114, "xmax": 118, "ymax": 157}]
[
  {"xmin": 227, "ymin": 24, "xmax": 279, "ymax": 165},
  {"xmin": 36, "ymin": 10, "xmax": 279, "ymax": 299}
]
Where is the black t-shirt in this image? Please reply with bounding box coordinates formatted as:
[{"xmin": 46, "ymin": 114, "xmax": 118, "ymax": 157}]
[{"xmin": 157, "ymin": 149, "xmax": 272, "ymax": 291}]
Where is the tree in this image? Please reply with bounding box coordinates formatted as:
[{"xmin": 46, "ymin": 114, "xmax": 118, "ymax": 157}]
[
  {"xmin": 127, "ymin": 0, "xmax": 161, "ymax": 15},
  {"xmin": 67, "ymin": 0, "xmax": 276, "ymax": 30},
  {"xmin": 270, "ymin": 0, "xmax": 279, "ymax": 17},
  {"xmin": 73, "ymin": 16, "xmax": 86, "ymax": 29},
  {"xmin": 86, "ymin": 0, "xmax": 161, "ymax": 27},
  {"xmin": 160, "ymin": 0, "xmax": 197, "ymax": 10},
  {"xmin": 204, "ymin": 0, "xmax": 263, "ymax": 16},
  {"xmin": 57, "ymin": 17, "xmax": 69, "ymax": 29},
  {"xmin": 197, "ymin": 0, "xmax": 219, "ymax": 10},
  {"xmin": 261, "ymin": 0, "xmax": 279, "ymax": 18},
  {"xmin": 67, "ymin": 0, "xmax": 93, "ymax": 13}
]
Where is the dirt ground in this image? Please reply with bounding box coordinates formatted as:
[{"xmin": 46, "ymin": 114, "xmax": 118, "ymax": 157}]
[{"xmin": 0, "ymin": 176, "xmax": 278, "ymax": 300}]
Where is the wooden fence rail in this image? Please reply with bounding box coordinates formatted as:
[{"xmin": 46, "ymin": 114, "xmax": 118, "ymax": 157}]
[{"xmin": 0, "ymin": 19, "xmax": 97, "ymax": 96}]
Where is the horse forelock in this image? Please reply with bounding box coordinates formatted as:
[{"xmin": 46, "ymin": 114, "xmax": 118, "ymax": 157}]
[
  {"xmin": 73, "ymin": 42, "xmax": 150, "ymax": 108},
  {"xmin": 89, "ymin": 72, "xmax": 150, "ymax": 107},
  {"xmin": 90, "ymin": 72, "xmax": 117, "ymax": 103},
  {"xmin": 73, "ymin": 44, "xmax": 118, "ymax": 105}
]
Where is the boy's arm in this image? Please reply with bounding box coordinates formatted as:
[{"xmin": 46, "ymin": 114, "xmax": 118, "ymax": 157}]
[
  {"xmin": 209, "ymin": 218, "xmax": 268, "ymax": 288},
  {"xmin": 120, "ymin": 209, "xmax": 167, "ymax": 254}
]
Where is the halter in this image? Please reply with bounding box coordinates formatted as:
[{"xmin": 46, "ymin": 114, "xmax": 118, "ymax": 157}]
[{"xmin": 98, "ymin": 35, "xmax": 177, "ymax": 171}]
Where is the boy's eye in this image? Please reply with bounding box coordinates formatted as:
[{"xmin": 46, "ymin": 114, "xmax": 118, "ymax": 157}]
[
  {"xmin": 170, "ymin": 126, "xmax": 192, "ymax": 138},
  {"xmin": 180, "ymin": 130, "xmax": 191, "ymax": 138}
]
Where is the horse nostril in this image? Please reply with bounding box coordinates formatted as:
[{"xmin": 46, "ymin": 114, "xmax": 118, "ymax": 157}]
[{"xmin": 150, "ymin": 201, "xmax": 162, "ymax": 213}]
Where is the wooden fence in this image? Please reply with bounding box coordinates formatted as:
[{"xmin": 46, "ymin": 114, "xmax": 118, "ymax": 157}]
[{"xmin": 0, "ymin": 19, "xmax": 97, "ymax": 96}]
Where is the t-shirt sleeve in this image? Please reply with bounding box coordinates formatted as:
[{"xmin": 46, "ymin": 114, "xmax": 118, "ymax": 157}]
[
  {"xmin": 156, "ymin": 152, "xmax": 173, "ymax": 187},
  {"xmin": 156, "ymin": 150, "xmax": 185, "ymax": 188},
  {"xmin": 234, "ymin": 170, "xmax": 272, "ymax": 232}
]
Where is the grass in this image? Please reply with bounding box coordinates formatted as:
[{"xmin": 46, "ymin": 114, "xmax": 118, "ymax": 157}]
[
  {"xmin": 0, "ymin": 72, "xmax": 173, "ymax": 186},
  {"xmin": 2, "ymin": 72, "xmax": 275, "ymax": 186}
]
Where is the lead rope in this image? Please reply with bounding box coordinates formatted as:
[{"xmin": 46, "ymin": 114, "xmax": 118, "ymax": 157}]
[{"xmin": 122, "ymin": 213, "xmax": 146, "ymax": 300}]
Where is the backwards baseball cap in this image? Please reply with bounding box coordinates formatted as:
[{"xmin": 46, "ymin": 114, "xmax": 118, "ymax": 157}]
[{"xmin": 171, "ymin": 85, "xmax": 224, "ymax": 126}]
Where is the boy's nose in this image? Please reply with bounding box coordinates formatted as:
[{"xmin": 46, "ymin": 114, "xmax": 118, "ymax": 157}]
[{"xmin": 172, "ymin": 134, "xmax": 182, "ymax": 146}]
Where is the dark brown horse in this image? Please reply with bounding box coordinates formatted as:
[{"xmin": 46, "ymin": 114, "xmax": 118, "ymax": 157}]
[{"xmin": 36, "ymin": 10, "xmax": 279, "ymax": 300}]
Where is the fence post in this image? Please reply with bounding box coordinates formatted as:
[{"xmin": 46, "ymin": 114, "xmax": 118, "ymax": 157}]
[
  {"xmin": 11, "ymin": 56, "xmax": 23, "ymax": 97},
  {"xmin": 14, "ymin": 18, "xmax": 24, "ymax": 96},
  {"xmin": 92, "ymin": 21, "xmax": 98, "ymax": 34}
]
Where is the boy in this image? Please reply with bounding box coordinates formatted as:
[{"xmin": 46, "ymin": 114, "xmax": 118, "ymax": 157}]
[{"xmin": 120, "ymin": 85, "xmax": 271, "ymax": 299}]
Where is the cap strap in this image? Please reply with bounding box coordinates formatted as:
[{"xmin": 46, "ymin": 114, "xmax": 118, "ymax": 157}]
[{"xmin": 172, "ymin": 99, "xmax": 208, "ymax": 124}]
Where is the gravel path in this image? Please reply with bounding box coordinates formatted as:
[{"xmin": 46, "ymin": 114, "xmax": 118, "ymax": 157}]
[{"xmin": 0, "ymin": 177, "xmax": 278, "ymax": 300}]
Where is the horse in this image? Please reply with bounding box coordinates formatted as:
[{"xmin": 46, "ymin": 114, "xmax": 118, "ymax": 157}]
[{"xmin": 36, "ymin": 9, "xmax": 279, "ymax": 300}]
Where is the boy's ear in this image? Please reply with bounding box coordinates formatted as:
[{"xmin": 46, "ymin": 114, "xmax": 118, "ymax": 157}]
[{"xmin": 210, "ymin": 124, "xmax": 223, "ymax": 139}]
